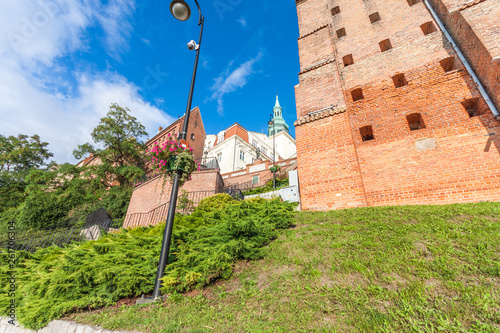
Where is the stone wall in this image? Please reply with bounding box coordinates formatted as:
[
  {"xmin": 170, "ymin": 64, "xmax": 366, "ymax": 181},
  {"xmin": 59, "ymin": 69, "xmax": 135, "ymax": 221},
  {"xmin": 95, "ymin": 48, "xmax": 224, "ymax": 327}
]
[{"xmin": 123, "ymin": 169, "xmax": 224, "ymax": 227}]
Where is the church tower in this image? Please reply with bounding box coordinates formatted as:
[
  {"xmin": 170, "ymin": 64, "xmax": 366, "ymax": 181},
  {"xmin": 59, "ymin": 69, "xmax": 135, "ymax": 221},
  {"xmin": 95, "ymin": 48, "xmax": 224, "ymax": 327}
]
[{"xmin": 268, "ymin": 95, "xmax": 290, "ymax": 136}]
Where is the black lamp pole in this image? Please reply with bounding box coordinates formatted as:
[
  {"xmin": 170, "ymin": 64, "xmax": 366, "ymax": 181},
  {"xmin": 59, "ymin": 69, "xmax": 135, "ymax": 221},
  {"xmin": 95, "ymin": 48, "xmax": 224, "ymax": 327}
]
[
  {"xmin": 152, "ymin": 0, "xmax": 204, "ymax": 300},
  {"xmin": 268, "ymin": 117, "xmax": 276, "ymax": 190}
]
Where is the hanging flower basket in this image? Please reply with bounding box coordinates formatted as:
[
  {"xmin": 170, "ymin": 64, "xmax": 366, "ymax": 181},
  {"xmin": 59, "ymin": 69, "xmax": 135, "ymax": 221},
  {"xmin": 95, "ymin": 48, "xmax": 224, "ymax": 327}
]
[
  {"xmin": 147, "ymin": 133, "xmax": 201, "ymax": 187},
  {"xmin": 270, "ymin": 165, "xmax": 280, "ymax": 173}
]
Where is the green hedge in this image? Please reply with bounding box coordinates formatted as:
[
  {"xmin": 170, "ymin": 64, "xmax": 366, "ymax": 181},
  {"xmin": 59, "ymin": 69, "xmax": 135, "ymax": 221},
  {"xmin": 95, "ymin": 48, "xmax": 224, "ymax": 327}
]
[{"xmin": 0, "ymin": 196, "xmax": 296, "ymax": 329}]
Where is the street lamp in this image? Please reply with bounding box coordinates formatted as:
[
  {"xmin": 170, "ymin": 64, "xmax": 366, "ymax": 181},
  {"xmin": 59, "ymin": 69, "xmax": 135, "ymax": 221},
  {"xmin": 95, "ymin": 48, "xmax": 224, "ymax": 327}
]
[
  {"xmin": 150, "ymin": 0, "xmax": 204, "ymax": 302},
  {"xmin": 268, "ymin": 117, "xmax": 276, "ymax": 190}
]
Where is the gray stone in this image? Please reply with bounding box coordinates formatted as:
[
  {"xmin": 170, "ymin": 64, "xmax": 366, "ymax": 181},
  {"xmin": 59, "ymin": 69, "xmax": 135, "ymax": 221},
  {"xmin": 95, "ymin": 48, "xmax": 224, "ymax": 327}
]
[
  {"xmin": 415, "ymin": 138, "xmax": 437, "ymax": 151},
  {"xmin": 0, "ymin": 318, "xmax": 144, "ymax": 333}
]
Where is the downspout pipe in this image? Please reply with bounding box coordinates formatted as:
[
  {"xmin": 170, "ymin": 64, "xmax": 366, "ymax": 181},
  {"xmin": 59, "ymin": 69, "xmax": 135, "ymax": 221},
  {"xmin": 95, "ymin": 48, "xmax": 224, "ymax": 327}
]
[{"xmin": 423, "ymin": 0, "xmax": 500, "ymax": 120}]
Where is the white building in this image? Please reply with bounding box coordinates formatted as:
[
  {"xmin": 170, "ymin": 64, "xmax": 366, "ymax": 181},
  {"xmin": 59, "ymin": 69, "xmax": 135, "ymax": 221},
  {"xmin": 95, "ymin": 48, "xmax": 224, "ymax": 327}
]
[{"xmin": 204, "ymin": 96, "xmax": 296, "ymax": 174}]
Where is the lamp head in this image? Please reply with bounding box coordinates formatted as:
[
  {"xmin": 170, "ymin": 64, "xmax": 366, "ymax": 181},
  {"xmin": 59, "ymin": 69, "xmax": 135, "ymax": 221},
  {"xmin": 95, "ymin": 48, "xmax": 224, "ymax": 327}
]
[
  {"xmin": 170, "ymin": 0, "xmax": 191, "ymax": 21},
  {"xmin": 268, "ymin": 120, "xmax": 274, "ymax": 126}
]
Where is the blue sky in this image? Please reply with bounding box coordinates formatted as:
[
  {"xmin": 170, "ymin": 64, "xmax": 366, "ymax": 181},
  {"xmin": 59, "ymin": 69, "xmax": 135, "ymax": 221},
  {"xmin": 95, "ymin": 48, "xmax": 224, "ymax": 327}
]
[{"xmin": 0, "ymin": 0, "xmax": 300, "ymax": 163}]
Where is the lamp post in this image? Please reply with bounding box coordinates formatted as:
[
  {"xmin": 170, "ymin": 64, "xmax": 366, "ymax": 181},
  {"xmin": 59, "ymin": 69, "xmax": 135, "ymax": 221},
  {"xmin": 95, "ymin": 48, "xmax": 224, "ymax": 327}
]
[
  {"xmin": 268, "ymin": 118, "xmax": 276, "ymax": 190},
  {"xmin": 151, "ymin": 0, "xmax": 204, "ymax": 301}
]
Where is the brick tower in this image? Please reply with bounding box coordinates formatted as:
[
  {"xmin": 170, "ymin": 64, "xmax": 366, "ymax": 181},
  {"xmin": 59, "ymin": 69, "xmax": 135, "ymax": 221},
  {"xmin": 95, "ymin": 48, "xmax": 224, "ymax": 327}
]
[{"xmin": 294, "ymin": 0, "xmax": 500, "ymax": 210}]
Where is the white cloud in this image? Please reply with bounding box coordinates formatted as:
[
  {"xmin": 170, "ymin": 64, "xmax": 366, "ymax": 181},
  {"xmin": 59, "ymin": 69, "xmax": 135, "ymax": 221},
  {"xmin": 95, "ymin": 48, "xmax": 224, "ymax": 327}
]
[
  {"xmin": 209, "ymin": 52, "xmax": 263, "ymax": 115},
  {"xmin": 95, "ymin": 0, "xmax": 135, "ymax": 59},
  {"xmin": 237, "ymin": 17, "xmax": 247, "ymax": 27},
  {"xmin": 0, "ymin": 0, "xmax": 175, "ymax": 163},
  {"xmin": 0, "ymin": 63, "xmax": 174, "ymax": 163}
]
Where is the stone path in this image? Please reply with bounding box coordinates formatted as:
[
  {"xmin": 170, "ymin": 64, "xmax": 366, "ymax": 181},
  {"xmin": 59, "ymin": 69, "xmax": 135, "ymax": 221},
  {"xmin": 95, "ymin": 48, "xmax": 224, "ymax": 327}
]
[{"xmin": 0, "ymin": 318, "xmax": 144, "ymax": 333}]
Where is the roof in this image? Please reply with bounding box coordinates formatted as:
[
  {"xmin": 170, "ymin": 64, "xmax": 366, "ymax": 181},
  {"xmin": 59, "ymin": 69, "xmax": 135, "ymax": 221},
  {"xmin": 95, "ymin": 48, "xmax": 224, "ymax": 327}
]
[{"xmin": 146, "ymin": 107, "xmax": 200, "ymax": 145}]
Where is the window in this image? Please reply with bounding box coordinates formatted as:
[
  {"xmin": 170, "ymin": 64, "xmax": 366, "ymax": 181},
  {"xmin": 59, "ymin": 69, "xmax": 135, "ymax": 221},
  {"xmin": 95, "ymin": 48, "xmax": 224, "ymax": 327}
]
[
  {"xmin": 217, "ymin": 132, "xmax": 225, "ymax": 143},
  {"xmin": 262, "ymin": 147, "xmax": 267, "ymax": 156},
  {"xmin": 462, "ymin": 98, "xmax": 480, "ymax": 117},
  {"xmin": 191, "ymin": 134, "xmax": 195, "ymax": 140},
  {"xmin": 360, "ymin": 126, "xmax": 375, "ymax": 142},
  {"xmin": 252, "ymin": 176, "xmax": 259, "ymax": 184},
  {"xmin": 343, "ymin": 54, "xmax": 354, "ymax": 67},
  {"xmin": 407, "ymin": 0, "xmax": 420, "ymax": 6},
  {"xmin": 217, "ymin": 153, "xmax": 222, "ymax": 162},
  {"xmin": 420, "ymin": 21, "xmax": 437, "ymax": 35},
  {"xmin": 240, "ymin": 151, "xmax": 245, "ymax": 161},
  {"xmin": 351, "ymin": 88, "xmax": 364, "ymax": 102},
  {"xmin": 331, "ymin": 6, "xmax": 340, "ymax": 16},
  {"xmin": 392, "ymin": 73, "xmax": 408, "ymax": 88},
  {"xmin": 336, "ymin": 28, "xmax": 346, "ymax": 38},
  {"xmin": 406, "ymin": 113, "xmax": 426, "ymax": 131},
  {"xmin": 440, "ymin": 56, "xmax": 456, "ymax": 73},
  {"xmin": 252, "ymin": 139, "xmax": 258, "ymax": 148},
  {"xmin": 369, "ymin": 12, "xmax": 381, "ymax": 24},
  {"xmin": 379, "ymin": 39, "xmax": 393, "ymax": 52}
]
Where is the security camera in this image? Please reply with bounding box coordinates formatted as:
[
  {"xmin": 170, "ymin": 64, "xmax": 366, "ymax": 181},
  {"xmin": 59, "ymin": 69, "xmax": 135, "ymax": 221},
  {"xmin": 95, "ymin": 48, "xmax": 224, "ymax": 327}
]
[{"xmin": 187, "ymin": 40, "xmax": 198, "ymax": 51}]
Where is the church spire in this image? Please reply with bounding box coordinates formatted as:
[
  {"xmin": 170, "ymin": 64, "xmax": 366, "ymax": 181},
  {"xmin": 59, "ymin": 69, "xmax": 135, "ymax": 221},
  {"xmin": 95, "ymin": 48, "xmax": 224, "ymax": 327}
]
[{"xmin": 268, "ymin": 95, "xmax": 289, "ymax": 136}]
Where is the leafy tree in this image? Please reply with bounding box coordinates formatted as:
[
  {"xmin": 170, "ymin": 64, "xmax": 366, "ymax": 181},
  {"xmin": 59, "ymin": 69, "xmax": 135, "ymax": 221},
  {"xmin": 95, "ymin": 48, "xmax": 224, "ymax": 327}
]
[
  {"xmin": 73, "ymin": 104, "xmax": 148, "ymax": 189},
  {"xmin": 0, "ymin": 134, "xmax": 53, "ymax": 212}
]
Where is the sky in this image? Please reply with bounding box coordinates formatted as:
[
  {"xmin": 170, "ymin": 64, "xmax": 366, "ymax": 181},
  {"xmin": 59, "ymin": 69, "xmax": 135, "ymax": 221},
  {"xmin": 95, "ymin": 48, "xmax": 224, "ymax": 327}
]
[{"xmin": 0, "ymin": 0, "xmax": 301, "ymax": 163}]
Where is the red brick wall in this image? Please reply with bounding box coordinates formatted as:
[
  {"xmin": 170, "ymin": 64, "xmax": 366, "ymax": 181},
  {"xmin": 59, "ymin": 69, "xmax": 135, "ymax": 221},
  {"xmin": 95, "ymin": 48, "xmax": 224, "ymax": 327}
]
[
  {"xmin": 294, "ymin": 0, "xmax": 500, "ymax": 211},
  {"xmin": 147, "ymin": 107, "xmax": 207, "ymax": 159},
  {"xmin": 123, "ymin": 169, "xmax": 223, "ymax": 227},
  {"xmin": 223, "ymin": 158, "xmax": 297, "ymax": 189},
  {"xmin": 427, "ymin": 0, "xmax": 500, "ymax": 112}
]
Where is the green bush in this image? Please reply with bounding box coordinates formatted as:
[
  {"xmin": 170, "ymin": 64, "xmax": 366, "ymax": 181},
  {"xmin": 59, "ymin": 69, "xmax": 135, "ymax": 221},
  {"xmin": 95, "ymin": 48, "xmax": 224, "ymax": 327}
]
[
  {"xmin": 196, "ymin": 193, "xmax": 237, "ymax": 213},
  {"xmin": 242, "ymin": 178, "xmax": 290, "ymax": 196},
  {"xmin": 0, "ymin": 197, "xmax": 296, "ymax": 329}
]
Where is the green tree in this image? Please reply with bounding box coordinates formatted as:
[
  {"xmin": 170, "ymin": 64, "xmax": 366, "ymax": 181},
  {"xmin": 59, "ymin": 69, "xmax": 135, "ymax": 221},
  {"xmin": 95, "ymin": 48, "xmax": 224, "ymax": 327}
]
[
  {"xmin": 73, "ymin": 104, "xmax": 148, "ymax": 189},
  {"xmin": 0, "ymin": 134, "xmax": 53, "ymax": 212}
]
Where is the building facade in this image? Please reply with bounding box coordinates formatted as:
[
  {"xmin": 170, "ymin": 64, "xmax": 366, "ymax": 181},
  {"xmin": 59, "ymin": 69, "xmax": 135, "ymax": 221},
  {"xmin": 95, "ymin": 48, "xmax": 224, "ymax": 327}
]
[
  {"xmin": 204, "ymin": 97, "xmax": 297, "ymax": 175},
  {"xmin": 294, "ymin": 0, "xmax": 500, "ymax": 210}
]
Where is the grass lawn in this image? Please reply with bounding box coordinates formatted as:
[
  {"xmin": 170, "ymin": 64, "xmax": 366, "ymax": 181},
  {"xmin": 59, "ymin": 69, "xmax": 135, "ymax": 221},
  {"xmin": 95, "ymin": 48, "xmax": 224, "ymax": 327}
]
[{"xmin": 69, "ymin": 203, "xmax": 500, "ymax": 332}]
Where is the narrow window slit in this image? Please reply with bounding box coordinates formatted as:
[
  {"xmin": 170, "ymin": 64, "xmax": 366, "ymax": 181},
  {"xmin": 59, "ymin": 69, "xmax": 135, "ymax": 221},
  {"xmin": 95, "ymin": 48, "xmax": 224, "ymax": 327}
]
[
  {"xmin": 331, "ymin": 6, "xmax": 340, "ymax": 16},
  {"xmin": 407, "ymin": 0, "xmax": 421, "ymax": 6},
  {"xmin": 462, "ymin": 98, "xmax": 480, "ymax": 117},
  {"xmin": 379, "ymin": 39, "xmax": 392, "ymax": 52},
  {"xmin": 392, "ymin": 73, "xmax": 408, "ymax": 88},
  {"xmin": 440, "ymin": 56, "xmax": 457, "ymax": 72},
  {"xmin": 336, "ymin": 28, "xmax": 347, "ymax": 38},
  {"xmin": 343, "ymin": 54, "xmax": 354, "ymax": 67},
  {"xmin": 351, "ymin": 88, "xmax": 364, "ymax": 102},
  {"xmin": 360, "ymin": 126, "xmax": 375, "ymax": 142},
  {"xmin": 369, "ymin": 12, "xmax": 381, "ymax": 24},
  {"xmin": 420, "ymin": 21, "xmax": 437, "ymax": 35},
  {"xmin": 406, "ymin": 113, "xmax": 426, "ymax": 131}
]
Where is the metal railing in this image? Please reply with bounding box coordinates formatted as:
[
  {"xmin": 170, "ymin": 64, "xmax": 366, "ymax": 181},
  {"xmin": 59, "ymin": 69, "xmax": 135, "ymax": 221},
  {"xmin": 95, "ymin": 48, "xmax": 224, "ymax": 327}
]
[
  {"xmin": 223, "ymin": 188, "xmax": 244, "ymax": 200},
  {"xmin": 196, "ymin": 157, "xmax": 219, "ymax": 171},
  {"xmin": 123, "ymin": 190, "xmax": 219, "ymax": 228},
  {"xmin": 1, "ymin": 218, "xmax": 124, "ymax": 253}
]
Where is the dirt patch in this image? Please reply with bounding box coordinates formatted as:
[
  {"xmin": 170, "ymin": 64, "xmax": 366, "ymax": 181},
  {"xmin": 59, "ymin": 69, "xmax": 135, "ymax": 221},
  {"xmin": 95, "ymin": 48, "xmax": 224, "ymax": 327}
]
[
  {"xmin": 257, "ymin": 272, "xmax": 269, "ymax": 290},
  {"xmin": 425, "ymin": 278, "xmax": 441, "ymax": 288},
  {"xmin": 451, "ymin": 215, "xmax": 473, "ymax": 224},
  {"xmin": 414, "ymin": 242, "xmax": 433, "ymax": 260},
  {"xmin": 319, "ymin": 275, "xmax": 336, "ymax": 288},
  {"xmin": 318, "ymin": 272, "xmax": 367, "ymax": 288},
  {"xmin": 291, "ymin": 224, "xmax": 308, "ymax": 230},
  {"xmin": 384, "ymin": 273, "xmax": 408, "ymax": 291},
  {"xmin": 273, "ymin": 264, "xmax": 297, "ymax": 275}
]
